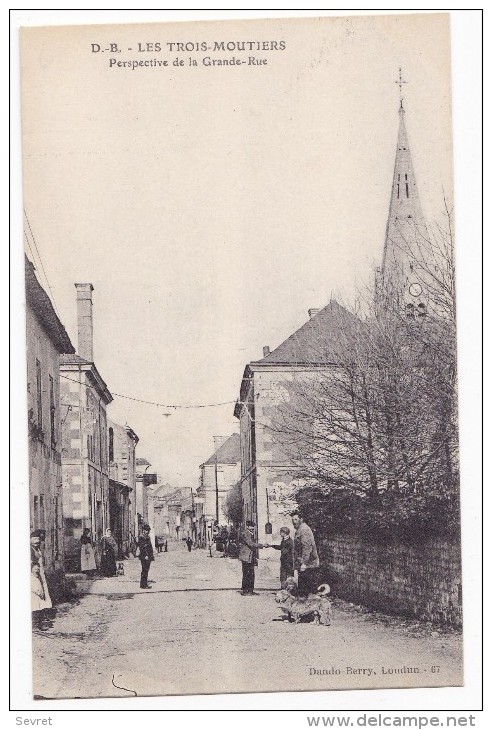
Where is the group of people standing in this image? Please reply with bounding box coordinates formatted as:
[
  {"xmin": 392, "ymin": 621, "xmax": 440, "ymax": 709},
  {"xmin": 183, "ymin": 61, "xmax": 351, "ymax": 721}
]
[
  {"xmin": 238, "ymin": 510, "xmax": 319, "ymax": 597},
  {"xmin": 32, "ymin": 514, "xmax": 317, "ymax": 628},
  {"xmin": 80, "ymin": 527, "xmax": 119, "ymax": 577},
  {"xmin": 80, "ymin": 525, "xmax": 155, "ymax": 589}
]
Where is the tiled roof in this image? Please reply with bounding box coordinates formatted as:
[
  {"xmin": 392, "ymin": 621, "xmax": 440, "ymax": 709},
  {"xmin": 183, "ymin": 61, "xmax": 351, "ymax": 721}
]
[
  {"xmin": 202, "ymin": 433, "xmax": 240, "ymax": 466},
  {"xmin": 25, "ymin": 256, "xmax": 75, "ymax": 354},
  {"xmin": 251, "ymin": 300, "xmax": 361, "ymax": 366}
]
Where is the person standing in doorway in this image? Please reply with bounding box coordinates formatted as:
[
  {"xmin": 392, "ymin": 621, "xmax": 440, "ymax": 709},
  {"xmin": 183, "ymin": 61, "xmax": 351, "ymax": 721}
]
[
  {"xmin": 80, "ymin": 528, "xmax": 96, "ymax": 576},
  {"xmin": 100, "ymin": 528, "xmax": 118, "ymax": 577},
  {"xmin": 266, "ymin": 526, "xmax": 294, "ymax": 587},
  {"xmin": 238, "ymin": 521, "xmax": 266, "ymax": 596},
  {"xmin": 291, "ymin": 511, "xmax": 320, "ymax": 597},
  {"xmin": 137, "ymin": 524, "xmax": 154, "ymax": 589}
]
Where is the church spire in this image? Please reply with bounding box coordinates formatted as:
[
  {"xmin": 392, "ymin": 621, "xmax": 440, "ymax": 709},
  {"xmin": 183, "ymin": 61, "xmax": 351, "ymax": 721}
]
[{"xmin": 378, "ymin": 72, "xmax": 429, "ymax": 317}]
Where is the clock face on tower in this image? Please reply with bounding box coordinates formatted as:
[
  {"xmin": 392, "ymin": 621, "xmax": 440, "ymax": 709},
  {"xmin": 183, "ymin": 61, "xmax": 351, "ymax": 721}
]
[{"xmin": 409, "ymin": 282, "xmax": 423, "ymax": 298}]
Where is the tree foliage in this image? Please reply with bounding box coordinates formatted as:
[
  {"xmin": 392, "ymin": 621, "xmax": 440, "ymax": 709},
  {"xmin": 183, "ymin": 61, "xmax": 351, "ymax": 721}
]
[{"xmin": 222, "ymin": 482, "xmax": 244, "ymax": 527}]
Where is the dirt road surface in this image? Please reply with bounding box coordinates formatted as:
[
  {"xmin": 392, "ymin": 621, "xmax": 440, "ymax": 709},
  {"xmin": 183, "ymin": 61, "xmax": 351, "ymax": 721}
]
[{"xmin": 32, "ymin": 542, "xmax": 462, "ymax": 699}]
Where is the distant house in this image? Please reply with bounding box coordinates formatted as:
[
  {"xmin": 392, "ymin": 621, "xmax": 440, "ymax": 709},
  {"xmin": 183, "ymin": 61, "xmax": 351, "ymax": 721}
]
[
  {"xmin": 25, "ymin": 255, "xmax": 75, "ymax": 591},
  {"xmin": 148, "ymin": 485, "xmax": 192, "ymax": 540},
  {"xmin": 197, "ymin": 434, "xmax": 241, "ymax": 541},
  {"xmin": 60, "ymin": 284, "xmax": 113, "ymax": 571},
  {"xmin": 147, "ymin": 482, "xmax": 175, "ymax": 538},
  {"xmin": 134, "ymin": 458, "xmax": 157, "ymax": 535},
  {"xmin": 108, "ymin": 419, "xmax": 139, "ymax": 556}
]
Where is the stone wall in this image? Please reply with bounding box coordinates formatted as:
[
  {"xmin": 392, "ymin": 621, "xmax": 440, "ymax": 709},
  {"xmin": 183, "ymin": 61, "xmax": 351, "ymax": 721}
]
[{"xmin": 320, "ymin": 536, "xmax": 462, "ymax": 627}]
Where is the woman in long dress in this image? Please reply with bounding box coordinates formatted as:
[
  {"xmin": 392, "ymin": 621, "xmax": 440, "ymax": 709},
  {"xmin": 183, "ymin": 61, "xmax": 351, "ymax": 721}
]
[
  {"xmin": 99, "ymin": 528, "xmax": 118, "ymax": 577},
  {"xmin": 30, "ymin": 530, "xmax": 52, "ymax": 627},
  {"xmin": 80, "ymin": 528, "xmax": 97, "ymax": 576},
  {"xmin": 31, "ymin": 564, "xmax": 46, "ymax": 629}
]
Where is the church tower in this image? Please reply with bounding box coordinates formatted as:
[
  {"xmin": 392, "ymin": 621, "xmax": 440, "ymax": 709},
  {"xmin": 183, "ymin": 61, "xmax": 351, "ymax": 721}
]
[{"xmin": 377, "ymin": 71, "xmax": 429, "ymax": 318}]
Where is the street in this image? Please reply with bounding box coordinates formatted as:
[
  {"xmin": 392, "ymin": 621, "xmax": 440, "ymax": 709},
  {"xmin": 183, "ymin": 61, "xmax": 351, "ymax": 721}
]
[{"xmin": 32, "ymin": 542, "xmax": 462, "ymax": 699}]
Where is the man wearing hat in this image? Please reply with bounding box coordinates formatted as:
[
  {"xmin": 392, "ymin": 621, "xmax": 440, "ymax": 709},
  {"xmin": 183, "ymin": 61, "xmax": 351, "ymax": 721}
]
[
  {"xmin": 137, "ymin": 524, "xmax": 154, "ymax": 589},
  {"xmin": 238, "ymin": 520, "xmax": 266, "ymax": 595}
]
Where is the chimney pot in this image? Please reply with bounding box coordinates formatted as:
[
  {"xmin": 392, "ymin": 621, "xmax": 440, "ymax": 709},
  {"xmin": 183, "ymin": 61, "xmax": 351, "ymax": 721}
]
[
  {"xmin": 308, "ymin": 308, "xmax": 320, "ymax": 319},
  {"xmin": 75, "ymin": 283, "xmax": 94, "ymax": 361},
  {"xmin": 263, "ymin": 346, "xmax": 270, "ymax": 357}
]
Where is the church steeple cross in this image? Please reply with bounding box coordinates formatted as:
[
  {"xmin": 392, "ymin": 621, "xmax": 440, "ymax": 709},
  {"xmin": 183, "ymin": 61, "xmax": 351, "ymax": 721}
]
[{"xmin": 395, "ymin": 67, "xmax": 408, "ymax": 108}]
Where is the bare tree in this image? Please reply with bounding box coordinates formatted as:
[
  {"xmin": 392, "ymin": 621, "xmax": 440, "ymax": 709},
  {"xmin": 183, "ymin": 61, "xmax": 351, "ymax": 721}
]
[{"xmin": 268, "ymin": 207, "xmax": 459, "ymax": 537}]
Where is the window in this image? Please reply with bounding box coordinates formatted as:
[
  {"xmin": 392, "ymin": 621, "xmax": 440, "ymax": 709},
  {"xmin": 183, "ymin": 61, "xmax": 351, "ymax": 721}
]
[
  {"xmin": 53, "ymin": 496, "xmax": 59, "ymax": 559},
  {"xmin": 417, "ymin": 303, "xmax": 427, "ymax": 318},
  {"xmin": 36, "ymin": 359, "xmax": 42, "ymax": 427},
  {"xmin": 39, "ymin": 495, "xmax": 45, "ymax": 530},
  {"xmin": 108, "ymin": 427, "xmax": 114, "ymax": 462},
  {"xmin": 33, "ymin": 495, "xmax": 39, "ymax": 528},
  {"xmin": 94, "ymin": 426, "xmax": 99, "ymax": 466},
  {"xmin": 406, "ymin": 303, "xmax": 415, "ymax": 319},
  {"xmin": 405, "ymin": 174, "xmax": 409, "ymax": 198},
  {"xmin": 49, "ymin": 375, "xmax": 55, "ymax": 446},
  {"xmin": 87, "ymin": 435, "xmax": 94, "ymax": 462}
]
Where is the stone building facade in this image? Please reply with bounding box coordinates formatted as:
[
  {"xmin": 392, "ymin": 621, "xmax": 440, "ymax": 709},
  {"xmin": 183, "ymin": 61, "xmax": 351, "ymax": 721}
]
[
  {"xmin": 25, "ymin": 256, "xmax": 75, "ymax": 589},
  {"xmin": 60, "ymin": 284, "xmax": 113, "ymax": 571},
  {"xmin": 234, "ymin": 302, "xmax": 354, "ymax": 545}
]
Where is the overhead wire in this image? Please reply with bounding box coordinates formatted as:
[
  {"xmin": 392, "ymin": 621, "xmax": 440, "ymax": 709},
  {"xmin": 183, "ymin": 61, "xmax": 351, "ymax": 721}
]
[
  {"xmin": 24, "ymin": 209, "xmax": 62, "ymax": 320},
  {"xmin": 59, "ymin": 372, "xmax": 237, "ymax": 410}
]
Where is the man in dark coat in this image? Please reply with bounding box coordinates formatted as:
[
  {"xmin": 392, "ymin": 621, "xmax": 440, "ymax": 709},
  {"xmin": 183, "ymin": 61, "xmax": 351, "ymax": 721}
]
[
  {"xmin": 137, "ymin": 524, "xmax": 154, "ymax": 589},
  {"xmin": 238, "ymin": 520, "xmax": 265, "ymax": 595},
  {"xmin": 267, "ymin": 526, "xmax": 294, "ymax": 587}
]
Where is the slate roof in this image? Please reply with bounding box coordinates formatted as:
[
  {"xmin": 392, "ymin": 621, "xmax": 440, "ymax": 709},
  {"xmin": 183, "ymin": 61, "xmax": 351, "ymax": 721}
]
[
  {"xmin": 250, "ymin": 300, "xmax": 361, "ymax": 367},
  {"xmin": 201, "ymin": 433, "xmax": 240, "ymax": 466},
  {"xmin": 25, "ymin": 256, "xmax": 75, "ymax": 354}
]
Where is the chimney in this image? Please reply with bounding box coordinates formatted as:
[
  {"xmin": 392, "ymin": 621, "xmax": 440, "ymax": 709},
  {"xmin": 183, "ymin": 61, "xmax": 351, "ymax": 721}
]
[
  {"xmin": 213, "ymin": 436, "xmax": 227, "ymax": 452},
  {"xmin": 308, "ymin": 308, "xmax": 320, "ymax": 319},
  {"xmin": 263, "ymin": 346, "xmax": 270, "ymax": 357},
  {"xmin": 75, "ymin": 283, "xmax": 94, "ymax": 361}
]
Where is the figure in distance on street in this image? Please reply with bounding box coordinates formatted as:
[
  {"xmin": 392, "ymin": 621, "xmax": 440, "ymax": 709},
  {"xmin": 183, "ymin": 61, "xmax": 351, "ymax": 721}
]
[{"xmin": 137, "ymin": 524, "xmax": 154, "ymax": 589}]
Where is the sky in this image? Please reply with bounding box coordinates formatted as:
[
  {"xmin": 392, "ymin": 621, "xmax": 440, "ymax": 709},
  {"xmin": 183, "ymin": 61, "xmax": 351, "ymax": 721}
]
[{"xmin": 20, "ymin": 13, "xmax": 454, "ymax": 488}]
